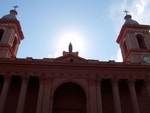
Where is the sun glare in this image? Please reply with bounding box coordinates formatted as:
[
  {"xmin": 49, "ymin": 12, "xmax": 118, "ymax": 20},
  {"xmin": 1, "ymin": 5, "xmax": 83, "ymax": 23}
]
[{"xmin": 56, "ymin": 32, "xmax": 85, "ymax": 56}]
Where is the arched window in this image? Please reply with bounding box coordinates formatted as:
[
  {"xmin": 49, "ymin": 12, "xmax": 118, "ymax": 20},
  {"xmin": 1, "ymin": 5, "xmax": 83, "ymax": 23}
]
[
  {"xmin": 0, "ymin": 29, "xmax": 4, "ymax": 42},
  {"xmin": 123, "ymin": 41, "xmax": 128, "ymax": 55},
  {"xmin": 136, "ymin": 34, "xmax": 147, "ymax": 49}
]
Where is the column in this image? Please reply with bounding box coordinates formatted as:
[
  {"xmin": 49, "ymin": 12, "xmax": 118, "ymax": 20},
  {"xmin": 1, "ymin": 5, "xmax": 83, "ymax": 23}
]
[
  {"xmin": 36, "ymin": 77, "xmax": 44, "ymax": 113},
  {"xmin": 0, "ymin": 76, "xmax": 11, "ymax": 113},
  {"xmin": 16, "ymin": 76, "xmax": 29, "ymax": 113},
  {"xmin": 42, "ymin": 78, "xmax": 52, "ymax": 113},
  {"xmin": 145, "ymin": 79, "xmax": 150, "ymax": 101},
  {"xmin": 89, "ymin": 79, "xmax": 97, "ymax": 113},
  {"xmin": 128, "ymin": 79, "xmax": 140, "ymax": 113},
  {"xmin": 112, "ymin": 79, "xmax": 122, "ymax": 113},
  {"xmin": 96, "ymin": 80, "xmax": 103, "ymax": 113}
]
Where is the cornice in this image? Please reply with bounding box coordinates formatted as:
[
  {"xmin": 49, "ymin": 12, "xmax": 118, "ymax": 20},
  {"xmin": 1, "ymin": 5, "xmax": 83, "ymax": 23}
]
[
  {"xmin": 116, "ymin": 24, "xmax": 150, "ymax": 43},
  {"xmin": 0, "ymin": 57, "xmax": 149, "ymax": 70}
]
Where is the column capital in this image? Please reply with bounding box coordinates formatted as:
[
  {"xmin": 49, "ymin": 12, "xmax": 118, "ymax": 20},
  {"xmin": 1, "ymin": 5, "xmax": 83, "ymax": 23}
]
[
  {"xmin": 38, "ymin": 75, "xmax": 51, "ymax": 80},
  {"xmin": 96, "ymin": 79, "xmax": 102, "ymax": 88},
  {"xmin": 111, "ymin": 78, "xmax": 119, "ymax": 82},
  {"xmin": 128, "ymin": 79, "xmax": 136, "ymax": 86},
  {"xmin": 21, "ymin": 75, "xmax": 29, "ymax": 79},
  {"xmin": 3, "ymin": 76, "xmax": 11, "ymax": 81},
  {"xmin": 21, "ymin": 76, "xmax": 29, "ymax": 85},
  {"xmin": 96, "ymin": 79, "xmax": 102, "ymax": 83},
  {"xmin": 3, "ymin": 72, "xmax": 12, "ymax": 79},
  {"xmin": 89, "ymin": 79, "xmax": 96, "ymax": 86},
  {"xmin": 128, "ymin": 78, "xmax": 136, "ymax": 82},
  {"xmin": 44, "ymin": 77, "xmax": 52, "ymax": 85},
  {"xmin": 144, "ymin": 78, "xmax": 150, "ymax": 86},
  {"xmin": 111, "ymin": 78, "xmax": 119, "ymax": 86},
  {"xmin": 38, "ymin": 76, "xmax": 45, "ymax": 84},
  {"xmin": 21, "ymin": 72, "xmax": 29, "ymax": 79}
]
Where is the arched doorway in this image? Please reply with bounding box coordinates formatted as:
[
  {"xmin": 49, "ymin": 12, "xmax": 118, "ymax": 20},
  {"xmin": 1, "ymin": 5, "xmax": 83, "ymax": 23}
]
[{"xmin": 53, "ymin": 82, "xmax": 86, "ymax": 113}]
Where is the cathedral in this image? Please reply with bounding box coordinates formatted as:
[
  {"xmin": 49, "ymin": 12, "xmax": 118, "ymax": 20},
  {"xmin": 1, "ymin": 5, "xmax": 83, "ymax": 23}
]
[{"xmin": 0, "ymin": 8, "xmax": 150, "ymax": 113}]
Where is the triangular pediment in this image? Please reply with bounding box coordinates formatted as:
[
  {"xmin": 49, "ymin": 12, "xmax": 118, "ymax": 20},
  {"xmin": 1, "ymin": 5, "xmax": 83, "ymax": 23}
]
[{"xmin": 54, "ymin": 52, "xmax": 87, "ymax": 63}]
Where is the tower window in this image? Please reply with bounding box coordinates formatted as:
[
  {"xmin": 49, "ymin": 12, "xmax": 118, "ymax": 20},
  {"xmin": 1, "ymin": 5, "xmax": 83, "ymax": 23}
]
[
  {"xmin": 123, "ymin": 41, "xmax": 128, "ymax": 55},
  {"xmin": 0, "ymin": 29, "xmax": 4, "ymax": 42},
  {"xmin": 136, "ymin": 34, "xmax": 147, "ymax": 49},
  {"xmin": 12, "ymin": 37, "xmax": 17, "ymax": 51}
]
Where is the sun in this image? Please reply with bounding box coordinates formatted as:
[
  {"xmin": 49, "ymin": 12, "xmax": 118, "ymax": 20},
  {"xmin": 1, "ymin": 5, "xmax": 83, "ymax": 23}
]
[{"xmin": 56, "ymin": 32, "xmax": 85, "ymax": 56}]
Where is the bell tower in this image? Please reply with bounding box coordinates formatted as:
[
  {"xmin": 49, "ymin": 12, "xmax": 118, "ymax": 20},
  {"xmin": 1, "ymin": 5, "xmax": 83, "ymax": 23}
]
[
  {"xmin": 0, "ymin": 8, "xmax": 24, "ymax": 58},
  {"xmin": 117, "ymin": 14, "xmax": 150, "ymax": 63}
]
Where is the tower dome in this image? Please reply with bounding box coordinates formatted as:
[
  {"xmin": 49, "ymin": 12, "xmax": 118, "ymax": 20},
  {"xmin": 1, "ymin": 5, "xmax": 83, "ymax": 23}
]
[
  {"xmin": 124, "ymin": 14, "xmax": 139, "ymax": 25},
  {"xmin": 1, "ymin": 10, "xmax": 18, "ymax": 20}
]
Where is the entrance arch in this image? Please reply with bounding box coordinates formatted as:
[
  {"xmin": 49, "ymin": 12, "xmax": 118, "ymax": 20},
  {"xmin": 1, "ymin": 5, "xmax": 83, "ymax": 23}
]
[{"xmin": 53, "ymin": 82, "xmax": 86, "ymax": 113}]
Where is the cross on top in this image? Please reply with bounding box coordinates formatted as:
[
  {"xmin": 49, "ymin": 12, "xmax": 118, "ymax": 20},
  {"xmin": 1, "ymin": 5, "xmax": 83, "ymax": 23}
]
[
  {"xmin": 13, "ymin": 5, "xmax": 19, "ymax": 10},
  {"xmin": 124, "ymin": 10, "xmax": 129, "ymax": 15}
]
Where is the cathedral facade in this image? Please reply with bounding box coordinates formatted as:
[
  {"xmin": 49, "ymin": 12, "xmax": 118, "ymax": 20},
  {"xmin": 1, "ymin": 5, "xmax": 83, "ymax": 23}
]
[{"xmin": 0, "ymin": 9, "xmax": 150, "ymax": 113}]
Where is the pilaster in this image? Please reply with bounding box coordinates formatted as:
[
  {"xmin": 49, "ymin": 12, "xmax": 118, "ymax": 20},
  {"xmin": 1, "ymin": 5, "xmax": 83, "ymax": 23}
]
[
  {"xmin": 89, "ymin": 79, "xmax": 97, "ymax": 113},
  {"xmin": 16, "ymin": 75, "xmax": 29, "ymax": 113},
  {"xmin": 0, "ymin": 75, "xmax": 11, "ymax": 113},
  {"xmin": 36, "ymin": 76, "xmax": 45, "ymax": 113},
  {"xmin": 128, "ymin": 79, "xmax": 140, "ymax": 113},
  {"xmin": 42, "ymin": 76, "xmax": 52, "ymax": 113},
  {"xmin": 96, "ymin": 79, "xmax": 103, "ymax": 113},
  {"xmin": 111, "ymin": 79, "xmax": 122, "ymax": 113}
]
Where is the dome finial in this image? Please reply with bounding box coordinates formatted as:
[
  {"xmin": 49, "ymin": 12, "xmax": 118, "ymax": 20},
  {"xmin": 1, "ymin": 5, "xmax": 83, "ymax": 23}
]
[
  {"xmin": 13, "ymin": 5, "xmax": 19, "ymax": 10},
  {"xmin": 123, "ymin": 10, "xmax": 139, "ymax": 25},
  {"xmin": 1, "ymin": 6, "xmax": 19, "ymax": 19},
  {"xmin": 124, "ymin": 10, "xmax": 129, "ymax": 15}
]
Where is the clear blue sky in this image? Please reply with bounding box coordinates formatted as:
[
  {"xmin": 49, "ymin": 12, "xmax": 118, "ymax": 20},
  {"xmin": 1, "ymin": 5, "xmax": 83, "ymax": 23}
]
[{"xmin": 0, "ymin": 0, "xmax": 150, "ymax": 61}]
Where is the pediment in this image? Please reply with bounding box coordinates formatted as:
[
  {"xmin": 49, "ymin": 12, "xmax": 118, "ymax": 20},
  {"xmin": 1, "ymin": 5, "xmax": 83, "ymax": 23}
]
[{"xmin": 54, "ymin": 52, "xmax": 87, "ymax": 63}]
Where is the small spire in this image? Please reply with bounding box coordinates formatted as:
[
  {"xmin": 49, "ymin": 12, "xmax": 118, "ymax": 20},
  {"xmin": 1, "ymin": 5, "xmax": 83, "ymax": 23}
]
[
  {"xmin": 69, "ymin": 42, "xmax": 73, "ymax": 52},
  {"xmin": 123, "ymin": 10, "xmax": 139, "ymax": 25},
  {"xmin": 13, "ymin": 5, "xmax": 19, "ymax": 10},
  {"xmin": 123, "ymin": 10, "xmax": 132, "ymax": 21},
  {"xmin": 124, "ymin": 10, "xmax": 129, "ymax": 15},
  {"xmin": 1, "ymin": 6, "xmax": 18, "ymax": 19},
  {"xmin": 9, "ymin": 5, "xmax": 19, "ymax": 16}
]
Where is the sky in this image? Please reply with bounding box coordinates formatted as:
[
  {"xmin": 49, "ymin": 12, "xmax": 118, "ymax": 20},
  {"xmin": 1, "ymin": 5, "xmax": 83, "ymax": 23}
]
[{"xmin": 0, "ymin": 0, "xmax": 150, "ymax": 61}]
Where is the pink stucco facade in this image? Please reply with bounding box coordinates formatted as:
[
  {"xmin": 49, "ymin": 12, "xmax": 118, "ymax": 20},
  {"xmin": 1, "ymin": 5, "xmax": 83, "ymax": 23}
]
[
  {"xmin": 0, "ymin": 54, "xmax": 150, "ymax": 113},
  {"xmin": 0, "ymin": 10, "xmax": 150, "ymax": 113}
]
